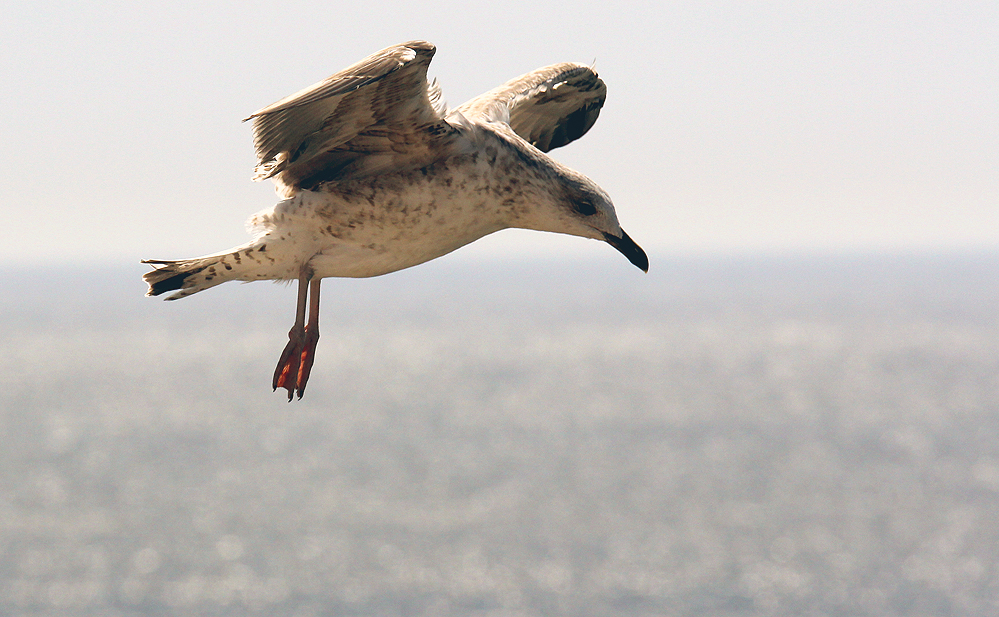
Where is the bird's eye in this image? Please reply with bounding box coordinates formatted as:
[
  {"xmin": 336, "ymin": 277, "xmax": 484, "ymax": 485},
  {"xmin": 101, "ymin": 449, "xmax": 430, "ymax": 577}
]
[{"xmin": 574, "ymin": 199, "xmax": 597, "ymax": 216}]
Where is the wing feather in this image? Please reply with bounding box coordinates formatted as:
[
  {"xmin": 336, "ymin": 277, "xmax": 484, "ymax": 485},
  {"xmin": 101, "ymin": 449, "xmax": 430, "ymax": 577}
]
[
  {"xmin": 244, "ymin": 41, "xmax": 456, "ymax": 196},
  {"xmin": 454, "ymin": 63, "xmax": 606, "ymax": 152}
]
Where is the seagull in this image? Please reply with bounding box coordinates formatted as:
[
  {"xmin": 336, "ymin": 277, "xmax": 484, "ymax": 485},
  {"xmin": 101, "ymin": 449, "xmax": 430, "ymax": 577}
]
[{"xmin": 143, "ymin": 40, "xmax": 648, "ymax": 400}]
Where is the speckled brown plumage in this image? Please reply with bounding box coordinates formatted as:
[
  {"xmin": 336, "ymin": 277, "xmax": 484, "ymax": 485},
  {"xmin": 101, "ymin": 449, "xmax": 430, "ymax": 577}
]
[{"xmin": 143, "ymin": 40, "xmax": 647, "ymax": 399}]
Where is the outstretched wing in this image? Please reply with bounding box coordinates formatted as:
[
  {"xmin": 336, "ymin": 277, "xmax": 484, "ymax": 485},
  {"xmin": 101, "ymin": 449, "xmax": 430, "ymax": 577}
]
[
  {"xmin": 454, "ymin": 63, "xmax": 606, "ymax": 152},
  {"xmin": 245, "ymin": 40, "xmax": 457, "ymax": 197}
]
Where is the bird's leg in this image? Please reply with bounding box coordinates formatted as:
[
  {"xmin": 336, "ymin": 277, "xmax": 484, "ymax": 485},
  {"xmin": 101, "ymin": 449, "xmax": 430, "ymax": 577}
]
[
  {"xmin": 295, "ymin": 278, "xmax": 322, "ymax": 399},
  {"xmin": 273, "ymin": 270, "xmax": 311, "ymax": 400}
]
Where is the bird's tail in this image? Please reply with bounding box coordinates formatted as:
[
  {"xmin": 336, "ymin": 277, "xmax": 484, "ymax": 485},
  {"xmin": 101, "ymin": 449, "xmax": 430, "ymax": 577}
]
[
  {"xmin": 142, "ymin": 241, "xmax": 277, "ymax": 300},
  {"xmin": 142, "ymin": 255, "xmax": 235, "ymax": 300}
]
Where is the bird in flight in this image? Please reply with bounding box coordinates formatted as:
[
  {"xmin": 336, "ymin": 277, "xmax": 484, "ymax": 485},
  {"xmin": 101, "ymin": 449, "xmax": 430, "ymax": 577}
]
[{"xmin": 143, "ymin": 40, "xmax": 648, "ymax": 400}]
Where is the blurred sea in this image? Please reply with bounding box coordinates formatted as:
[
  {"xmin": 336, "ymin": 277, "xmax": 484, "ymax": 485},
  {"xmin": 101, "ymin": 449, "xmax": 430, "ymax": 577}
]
[{"xmin": 1, "ymin": 252, "xmax": 998, "ymax": 617}]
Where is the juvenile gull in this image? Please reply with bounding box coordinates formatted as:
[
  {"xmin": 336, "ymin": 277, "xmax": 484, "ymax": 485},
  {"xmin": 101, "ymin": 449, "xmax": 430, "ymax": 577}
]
[{"xmin": 143, "ymin": 40, "xmax": 648, "ymax": 400}]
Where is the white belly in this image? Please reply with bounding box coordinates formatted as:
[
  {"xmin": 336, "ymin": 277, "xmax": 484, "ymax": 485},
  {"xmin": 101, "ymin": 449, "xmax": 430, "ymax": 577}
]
[{"xmin": 248, "ymin": 149, "xmax": 528, "ymax": 279}]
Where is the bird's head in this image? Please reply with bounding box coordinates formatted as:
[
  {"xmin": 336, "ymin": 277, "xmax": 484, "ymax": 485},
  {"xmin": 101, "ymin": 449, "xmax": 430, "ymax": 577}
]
[
  {"xmin": 516, "ymin": 167, "xmax": 648, "ymax": 272},
  {"xmin": 562, "ymin": 173, "xmax": 648, "ymax": 272}
]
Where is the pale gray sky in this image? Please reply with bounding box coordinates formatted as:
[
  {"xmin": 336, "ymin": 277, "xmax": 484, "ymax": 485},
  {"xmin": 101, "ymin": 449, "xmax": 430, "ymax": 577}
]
[{"xmin": 2, "ymin": 0, "xmax": 996, "ymax": 266}]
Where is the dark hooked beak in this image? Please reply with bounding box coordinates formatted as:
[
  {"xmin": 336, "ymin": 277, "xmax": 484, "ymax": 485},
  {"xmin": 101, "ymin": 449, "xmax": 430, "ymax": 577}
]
[{"xmin": 603, "ymin": 229, "xmax": 649, "ymax": 272}]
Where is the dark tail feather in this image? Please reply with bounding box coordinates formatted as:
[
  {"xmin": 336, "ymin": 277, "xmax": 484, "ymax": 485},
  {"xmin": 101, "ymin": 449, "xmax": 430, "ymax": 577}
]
[
  {"xmin": 141, "ymin": 256, "xmax": 233, "ymax": 300},
  {"xmin": 143, "ymin": 261, "xmax": 209, "ymax": 297}
]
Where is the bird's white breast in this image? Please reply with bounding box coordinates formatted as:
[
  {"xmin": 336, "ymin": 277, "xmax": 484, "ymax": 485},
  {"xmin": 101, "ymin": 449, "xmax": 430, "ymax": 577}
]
[{"xmin": 249, "ymin": 137, "xmax": 548, "ymax": 279}]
